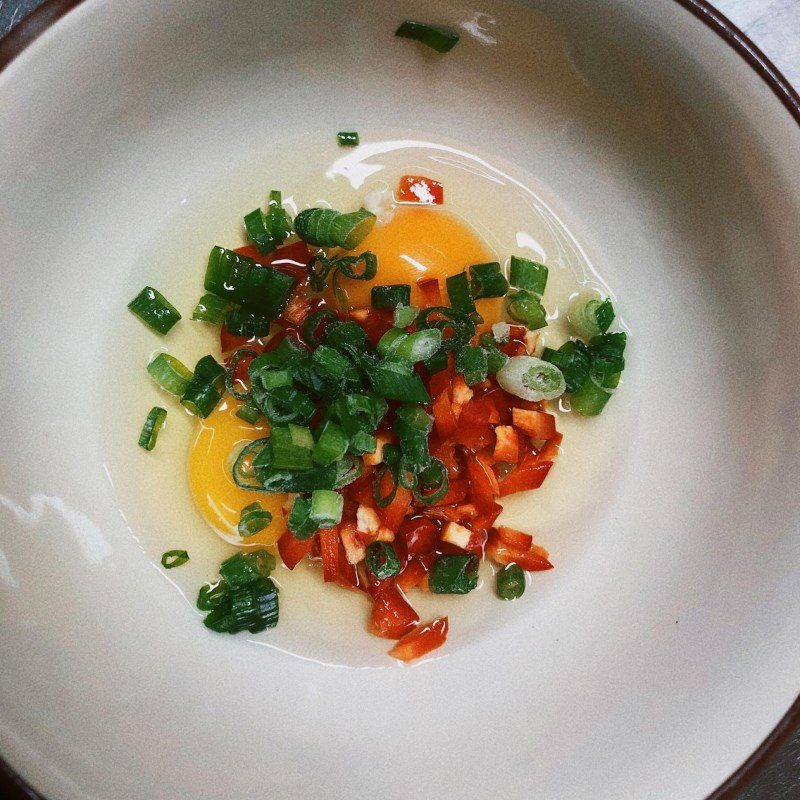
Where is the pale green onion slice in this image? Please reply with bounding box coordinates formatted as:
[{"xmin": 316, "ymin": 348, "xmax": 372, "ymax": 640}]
[
  {"xmin": 496, "ymin": 355, "xmax": 566, "ymax": 401},
  {"xmin": 567, "ymin": 291, "xmax": 615, "ymax": 338}
]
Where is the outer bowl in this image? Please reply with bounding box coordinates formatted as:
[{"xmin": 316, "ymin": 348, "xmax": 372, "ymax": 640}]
[{"xmin": 1, "ymin": 2, "xmax": 799, "ymax": 799}]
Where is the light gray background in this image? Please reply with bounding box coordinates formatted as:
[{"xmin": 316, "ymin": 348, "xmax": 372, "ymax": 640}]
[{"xmin": 1, "ymin": 0, "xmax": 798, "ymax": 798}]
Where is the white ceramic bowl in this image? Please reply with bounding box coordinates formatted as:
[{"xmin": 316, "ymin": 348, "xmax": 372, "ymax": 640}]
[{"xmin": 1, "ymin": 1, "xmax": 799, "ymax": 798}]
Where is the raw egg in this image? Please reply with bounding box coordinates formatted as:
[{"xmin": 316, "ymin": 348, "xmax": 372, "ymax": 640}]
[
  {"xmin": 188, "ymin": 398, "xmax": 286, "ymax": 546},
  {"xmin": 337, "ymin": 205, "xmax": 502, "ymax": 321}
]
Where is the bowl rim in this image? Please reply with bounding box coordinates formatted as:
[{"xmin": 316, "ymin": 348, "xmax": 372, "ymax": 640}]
[{"xmin": 0, "ymin": 1, "xmax": 798, "ymax": 798}]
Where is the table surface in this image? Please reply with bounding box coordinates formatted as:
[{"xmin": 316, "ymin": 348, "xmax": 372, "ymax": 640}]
[{"xmin": 1, "ymin": 0, "xmax": 799, "ymax": 798}]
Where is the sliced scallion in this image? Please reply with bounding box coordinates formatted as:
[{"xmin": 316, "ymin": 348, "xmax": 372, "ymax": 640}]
[
  {"xmin": 496, "ymin": 355, "xmax": 566, "ymax": 401},
  {"xmin": 470, "ymin": 262, "xmax": 509, "ymax": 299},
  {"xmin": 225, "ymin": 307, "xmax": 272, "ymax": 338},
  {"xmin": 506, "ymin": 289, "xmax": 548, "ymax": 330},
  {"xmin": 128, "ymin": 286, "xmax": 181, "ymax": 335},
  {"xmin": 192, "ymin": 293, "xmax": 231, "ymax": 324},
  {"xmin": 313, "ymin": 420, "xmax": 349, "ymax": 466},
  {"xmin": 371, "ymin": 284, "xmax": 412, "ymax": 309},
  {"xmin": 269, "ymin": 425, "xmax": 314, "ymax": 471},
  {"xmin": 218, "ymin": 549, "xmax": 275, "ymax": 589},
  {"xmin": 238, "ymin": 502, "xmax": 273, "ymax": 537},
  {"xmin": 568, "ymin": 291, "xmax": 616, "ymax": 338},
  {"xmin": 244, "ymin": 190, "xmax": 292, "ymax": 255},
  {"xmin": 394, "ymin": 328, "xmax": 442, "ymax": 363},
  {"xmin": 180, "ymin": 355, "xmax": 225, "ymax": 418},
  {"xmin": 161, "ymin": 550, "xmax": 189, "ymax": 569},
  {"xmin": 337, "ymin": 131, "xmax": 360, "ymax": 147},
  {"xmin": 294, "ymin": 207, "xmax": 376, "ymax": 250},
  {"xmin": 542, "ymin": 340, "xmax": 590, "ymax": 393},
  {"xmin": 496, "ymin": 563, "xmax": 525, "ymax": 600},
  {"xmin": 147, "ymin": 353, "xmax": 193, "ymax": 396},
  {"xmin": 366, "ymin": 359, "xmax": 430, "ymax": 403},
  {"xmin": 236, "ymin": 401, "xmax": 262, "ymax": 425},
  {"xmin": 287, "ymin": 496, "xmax": 317, "ymax": 539},
  {"xmin": 309, "ymin": 489, "xmax": 343, "ymax": 529},
  {"xmin": 395, "ymin": 19, "xmax": 459, "ymax": 53},
  {"xmin": 429, "ymin": 554, "xmax": 479, "ymax": 594},
  {"xmin": 445, "ymin": 271, "xmax": 476, "ymax": 315},
  {"xmin": 509, "ymin": 256, "xmax": 548, "ymax": 295},
  {"xmin": 349, "ymin": 430, "xmax": 377, "ymax": 455},
  {"xmin": 138, "ymin": 406, "xmax": 167, "ymax": 451},
  {"xmin": 455, "ymin": 344, "xmax": 488, "ymax": 385},
  {"xmin": 366, "ymin": 541, "xmax": 401, "ymax": 579},
  {"xmin": 393, "ymin": 304, "xmax": 419, "ymax": 328}
]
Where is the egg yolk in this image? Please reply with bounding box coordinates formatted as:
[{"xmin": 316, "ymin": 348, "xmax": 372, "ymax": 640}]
[
  {"xmin": 190, "ymin": 205, "xmax": 501, "ymax": 547},
  {"xmin": 338, "ymin": 206, "xmax": 501, "ymax": 320},
  {"xmin": 188, "ymin": 398, "xmax": 286, "ymax": 547}
]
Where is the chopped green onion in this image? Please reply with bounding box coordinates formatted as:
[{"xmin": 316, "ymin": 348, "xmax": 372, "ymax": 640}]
[
  {"xmin": 255, "ymin": 385, "xmax": 316, "ymax": 425},
  {"xmin": 330, "ymin": 392, "xmax": 388, "ymax": 436},
  {"xmin": 349, "ymin": 430, "xmax": 377, "ymax": 455},
  {"xmin": 236, "ymin": 401, "xmax": 262, "ymax": 425},
  {"xmin": 509, "ymin": 256, "xmax": 548, "ymax": 295},
  {"xmin": 506, "ymin": 289, "xmax": 548, "ymax": 330},
  {"xmin": 395, "ymin": 402, "xmax": 434, "ymax": 433},
  {"xmin": 445, "ymin": 271, "xmax": 476, "ymax": 315},
  {"xmin": 197, "ymin": 580, "xmax": 229, "ymax": 611},
  {"xmin": 269, "ymin": 425, "xmax": 314, "ymax": 471},
  {"xmin": 371, "ymin": 284, "xmax": 412, "ymax": 309},
  {"xmin": 395, "ymin": 19, "xmax": 459, "ymax": 53},
  {"xmin": 425, "ymin": 349, "xmax": 448, "ymax": 375},
  {"xmin": 128, "ymin": 286, "xmax": 181, "ymax": 335},
  {"xmin": 393, "ymin": 304, "xmax": 419, "ymax": 328},
  {"xmin": 496, "ymin": 563, "xmax": 525, "ymax": 600},
  {"xmin": 496, "ymin": 355, "xmax": 566, "ymax": 401},
  {"xmin": 238, "ymin": 502, "xmax": 273, "ymax": 537},
  {"xmin": 416, "ymin": 306, "xmax": 475, "ymax": 352},
  {"xmin": 309, "ymin": 489, "xmax": 344, "ymax": 528},
  {"xmin": 455, "ymin": 344, "xmax": 488, "ymax": 385},
  {"xmin": 567, "ymin": 291, "xmax": 616, "ymax": 337},
  {"xmin": 366, "ymin": 541, "xmax": 401, "ymax": 579},
  {"xmin": 232, "ymin": 438, "xmax": 270, "ymax": 491},
  {"xmin": 225, "ymin": 346, "xmax": 259, "ymax": 401},
  {"xmin": 204, "ymin": 246, "xmax": 295, "ymax": 318},
  {"xmin": 219, "ymin": 549, "xmax": 275, "ymax": 589},
  {"xmin": 301, "ymin": 308, "xmax": 337, "ymax": 346},
  {"xmin": 479, "ymin": 332, "xmax": 509, "ymax": 374},
  {"xmin": 147, "ymin": 353, "xmax": 193, "ymax": 396},
  {"xmin": 311, "ymin": 344, "xmax": 358, "ymax": 382},
  {"xmin": 429, "ymin": 554, "xmax": 479, "ymax": 594},
  {"xmin": 325, "ymin": 320, "xmax": 372, "ymax": 353},
  {"xmin": 313, "ymin": 420, "xmax": 350, "ymax": 465},
  {"xmin": 412, "ymin": 458, "xmax": 449, "ymax": 505},
  {"xmin": 570, "ymin": 368, "xmax": 621, "ymax": 417},
  {"xmin": 138, "ymin": 406, "xmax": 167, "ymax": 451},
  {"xmin": 470, "ymin": 262, "xmax": 509, "ymax": 299},
  {"xmin": 203, "ymin": 576, "xmax": 279, "ymax": 634},
  {"xmin": 180, "ymin": 355, "xmax": 225, "ymax": 418},
  {"xmin": 542, "ymin": 340, "xmax": 590, "ymax": 393},
  {"xmin": 294, "ymin": 207, "xmax": 376, "ymax": 250},
  {"xmin": 287, "ymin": 496, "xmax": 318, "ymax": 539},
  {"xmin": 252, "ymin": 453, "xmax": 340, "ymax": 493},
  {"xmin": 377, "ymin": 327, "xmax": 408, "ymax": 358},
  {"xmin": 337, "ymin": 131, "xmax": 360, "ymax": 146},
  {"xmin": 333, "ymin": 454, "xmax": 363, "ymax": 489},
  {"xmin": 161, "ymin": 550, "xmax": 189, "ymax": 569},
  {"xmin": 192, "ymin": 293, "xmax": 231, "ymax": 324},
  {"xmin": 336, "ymin": 252, "xmax": 378, "ymax": 281},
  {"xmin": 394, "ymin": 328, "xmax": 443, "ymax": 363},
  {"xmin": 244, "ymin": 190, "xmax": 292, "ymax": 255},
  {"xmin": 366, "ymin": 359, "xmax": 430, "ymax": 403},
  {"xmin": 225, "ymin": 307, "xmax": 272, "ymax": 338},
  {"xmin": 587, "ymin": 332, "xmax": 626, "ymax": 376}
]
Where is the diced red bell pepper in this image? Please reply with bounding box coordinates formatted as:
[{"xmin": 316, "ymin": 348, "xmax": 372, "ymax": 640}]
[
  {"xmin": 486, "ymin": 529, "xmax": 553, "ymax": 571},
  {"xmin": 360, "ymin": 308, "xmax": 395, "ymax": 347},
  {"xmin": 537, "ymin": 433, "xmax": 563, "ymax": 462},
  {"xmin": 278, "ymin": 290, "xmax": 320, "ymax": 328},
  {"xmin": 471, "ymin": 501, "xmax": 503, "ymax": 533},
  {"xmin": 467, "ymin": 455, "xmax": 499, "ymax": 507},
  {"xmin": 452, "ymin": 423, "xmax": 494, "ymax": 452},
  {"xmin": 496, "ymin": 525, "xmax": 533, "ymax": 551},
  {"xmin": 499, "ymin": 458, "xmax": 553, "ymax": 497},
  {"xmin": 369, "ymin": 583, "xmax": 420, "ymax": 639},
  {"xmin": 428, "ymin": 478, "xmax": 470, "ymax": 508},
  {"xmin": 396, "ymin": 558, "xmax": 429, "ymax": 592},
  {"xmin": 397, "ymin": 175, "xmax": 444, "ymax": 205},
  {"xmin": 388, "ymin": 617, "xmax": 449, "ymax": 662},
  {"xmin": 220, "ymin": 325, "xmax": 257, "ymax": 355},
  {"xmin": 417, "ymin": 276, "xmax": 443, "ymax": 306},
  {"xmin": 400, "ymin": 517, "xmax": 440, "ymax": 558},
  {"xmin": 375, "ymin": 470, "xmax": 412, "ymax": 532},
  {"xmin": 432, "ymin": 391, "xmax": 458, "ymax": 439},
  {"xmin": 277, "ymin": 531, "xmax": 314, "ymax": 570},
  {"xmin": 512, "ymin": 408, "xmax": 557, "ymax": 440},
  {"xmin": 493, "ymin": 425, "xmax": 519, "ymax": 463},
  {"xmin": 269, "ymin": 241, "xmax": 314, "ymax": 279},
  {"xmin": 319, "ymin": 528, "xmax": 340, "ymax": 582},
  {"xmin": 430, "ymin": 437, "xmax": 462, "ymax": 478},
  {"xmin": 460, "ymin": 395, "xmax": 501, "ymax": 427}
]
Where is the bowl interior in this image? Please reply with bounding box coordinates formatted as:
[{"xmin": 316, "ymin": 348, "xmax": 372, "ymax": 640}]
[{"xmin": 1, "ymin": 1, "xmax": 799, "ymax": 799}]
